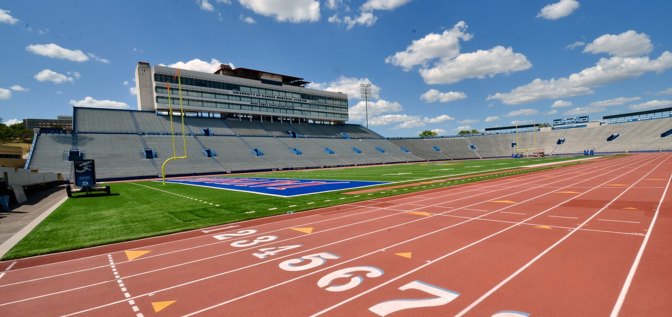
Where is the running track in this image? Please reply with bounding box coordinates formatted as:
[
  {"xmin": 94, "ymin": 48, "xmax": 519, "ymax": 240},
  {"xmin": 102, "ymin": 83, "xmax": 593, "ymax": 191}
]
[{"xmin": 0, "ymin": 153, "xmax": 670, "ymax": 316}]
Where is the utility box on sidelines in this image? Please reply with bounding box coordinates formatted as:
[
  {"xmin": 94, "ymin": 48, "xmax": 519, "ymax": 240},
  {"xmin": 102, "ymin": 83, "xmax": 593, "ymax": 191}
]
[{"xmin": 67, "ymin": 160, "xmax": 110, "ymax": 197}]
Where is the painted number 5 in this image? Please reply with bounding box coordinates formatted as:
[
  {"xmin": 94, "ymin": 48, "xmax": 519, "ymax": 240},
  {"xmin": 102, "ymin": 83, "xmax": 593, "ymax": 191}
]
[
  {"xmin": 369, "ymin": 280, "xmax": 460, "ymax": 316},
  {"xmin": 279, "ymin": 252, "xmax": 339, "ymax": 272}
]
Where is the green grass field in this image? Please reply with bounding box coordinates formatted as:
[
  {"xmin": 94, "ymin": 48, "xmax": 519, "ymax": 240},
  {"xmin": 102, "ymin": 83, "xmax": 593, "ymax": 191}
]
[{"xmin": 3, "ymin": 156, "xmax": 585, "ymax": 260}]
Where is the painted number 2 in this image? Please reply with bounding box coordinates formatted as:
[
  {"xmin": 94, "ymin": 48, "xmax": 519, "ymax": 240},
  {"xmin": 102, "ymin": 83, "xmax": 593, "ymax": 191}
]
[{"xmin": 368, "ymin": 280, "xmax": 459, "ymax": 316}]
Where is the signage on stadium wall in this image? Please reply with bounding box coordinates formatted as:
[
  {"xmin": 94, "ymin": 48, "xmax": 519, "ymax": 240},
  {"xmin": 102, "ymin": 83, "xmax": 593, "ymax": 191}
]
[{"xmin": 164, "ymin": 177, "xmax": 388, "ymax": 197}]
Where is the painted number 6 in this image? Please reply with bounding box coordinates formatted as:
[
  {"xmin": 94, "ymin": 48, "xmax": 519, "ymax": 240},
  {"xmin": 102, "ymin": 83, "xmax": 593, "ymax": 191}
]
[{"xmin": 317, "ymin": 266, "xmax": 384, "ymax": 292}]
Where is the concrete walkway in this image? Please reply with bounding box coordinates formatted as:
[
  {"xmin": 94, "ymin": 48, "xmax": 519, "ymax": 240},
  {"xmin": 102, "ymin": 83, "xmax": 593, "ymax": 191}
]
[{"xmin": 0, "ymin": 186, "xmax": 68, "ymax": 258}]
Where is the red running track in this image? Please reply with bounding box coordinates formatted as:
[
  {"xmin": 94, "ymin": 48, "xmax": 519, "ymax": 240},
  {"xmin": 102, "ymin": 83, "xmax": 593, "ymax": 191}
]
[{"xmin": 0, "ymin": 153, "xmax": 670, "ymax": 316}]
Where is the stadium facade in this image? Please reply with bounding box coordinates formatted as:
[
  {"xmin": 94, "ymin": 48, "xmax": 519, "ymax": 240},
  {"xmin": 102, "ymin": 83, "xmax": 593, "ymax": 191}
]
[{"xmin": 136, "ymin": 62, "xmax": 349, "ymax": 124}]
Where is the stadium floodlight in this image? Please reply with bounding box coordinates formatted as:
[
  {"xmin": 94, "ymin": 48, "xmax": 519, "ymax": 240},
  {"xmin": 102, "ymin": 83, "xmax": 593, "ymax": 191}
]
[{"xmin": 360, "ymin": 83, "xmax": 371, "ymax": 128}]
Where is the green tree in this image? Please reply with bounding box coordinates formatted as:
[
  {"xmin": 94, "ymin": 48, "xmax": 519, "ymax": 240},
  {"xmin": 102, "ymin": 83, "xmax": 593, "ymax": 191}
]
[{"xmin": 419, "ymin": 130, "xmax": 438, "ymax": 138}]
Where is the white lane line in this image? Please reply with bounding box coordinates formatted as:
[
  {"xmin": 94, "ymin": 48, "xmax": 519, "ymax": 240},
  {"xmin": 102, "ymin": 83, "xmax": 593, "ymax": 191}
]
[
  {"xmin": 611, "ymin": 166, "xmax": 672, "ymax": 317},
  {"xmin": 306, "ymin": 155, "xmax": 658, "ymax": 317},
  {"xmin": 548, "ymin": 215, "xmax": 579, "ymax": 220},
  {"xmin": 0, "ymin": 261, "xmax": 17, "ymax": 280},
  {"xmin": 200, "ymin": 225, "xmax": 240, "ymax": 234},
  {"xmin": 59, "ymin": 157, "xmax": 627, "ymax": 317},
  {"xmin": 107, "ymin": 255, "xmax": 143, "ymax": 317},
  {"xmin": 455, "ymin": 154, "xmax": 670, "ymax": 316},
  {"xmin": 597, "ymin": 219, "xmax": 640, "ymax": 224}
]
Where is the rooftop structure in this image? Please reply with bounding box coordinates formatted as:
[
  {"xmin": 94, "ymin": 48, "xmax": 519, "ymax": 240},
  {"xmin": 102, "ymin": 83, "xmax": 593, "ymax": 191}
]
[{"xmin": 135, "ymin": 62, "xmax": 349, "ymax": 124}]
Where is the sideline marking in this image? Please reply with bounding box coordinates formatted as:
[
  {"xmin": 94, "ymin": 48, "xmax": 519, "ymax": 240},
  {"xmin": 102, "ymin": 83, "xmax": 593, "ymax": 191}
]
[
  {"xmin": 291, "ymin": 227, "xmax": 314, "ymax": 234},
  {"xmin": 611, "ymin": 165, "xmax": 671, "ymax": 316},
  {"xmin": 395, "ymin": 252, "xmax": 412, "ymax": 259},
  {"xmin": 125, "ymin": 250, "xmax": 150, "ymax": 261},
  {"xmin": 152, "ymin": 301, "xmax": 176, "ymax": 313}
]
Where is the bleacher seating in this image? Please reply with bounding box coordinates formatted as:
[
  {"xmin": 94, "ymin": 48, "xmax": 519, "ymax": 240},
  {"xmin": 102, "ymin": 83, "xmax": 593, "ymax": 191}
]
[{"xmin": 27, "ymin": 108, "xmax": 672, "ymax": 180}]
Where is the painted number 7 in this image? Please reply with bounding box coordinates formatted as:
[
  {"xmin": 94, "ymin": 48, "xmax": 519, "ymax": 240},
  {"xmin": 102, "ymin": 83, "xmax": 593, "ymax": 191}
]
[{"xmin": 368, "ymin": 280, "xmax": 459, "ymax": 316}]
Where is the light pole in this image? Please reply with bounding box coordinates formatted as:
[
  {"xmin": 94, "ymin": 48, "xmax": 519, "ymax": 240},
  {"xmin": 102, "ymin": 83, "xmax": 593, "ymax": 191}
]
[{"xmin": 360, "ymin": 83, "xmax": 371, "ymax": 128}]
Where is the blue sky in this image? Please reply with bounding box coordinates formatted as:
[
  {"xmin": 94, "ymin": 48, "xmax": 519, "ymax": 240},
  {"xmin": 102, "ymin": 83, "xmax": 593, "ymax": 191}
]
[{"xmin": 1, "ymin": 0, "xmax": 671, "ymax": 137}]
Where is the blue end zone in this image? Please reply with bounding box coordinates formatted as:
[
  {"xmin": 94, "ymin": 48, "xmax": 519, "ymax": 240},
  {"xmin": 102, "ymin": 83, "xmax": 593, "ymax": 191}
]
[{"xmin": 164, "ymin": 177, "xmax": 388, "ymax": 197}]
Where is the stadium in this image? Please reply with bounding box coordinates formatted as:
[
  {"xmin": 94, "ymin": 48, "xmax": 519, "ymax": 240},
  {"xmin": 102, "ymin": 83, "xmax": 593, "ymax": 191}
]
[{"xmin": 1, "ymin": 2, "xmax": 672, "ymax": 316}]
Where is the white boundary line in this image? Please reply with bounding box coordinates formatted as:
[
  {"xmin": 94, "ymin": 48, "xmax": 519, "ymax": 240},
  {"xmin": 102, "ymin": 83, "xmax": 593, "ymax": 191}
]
[{"xmin": 610, "ymin": 161, "xmax": 672, "ymax": 317}]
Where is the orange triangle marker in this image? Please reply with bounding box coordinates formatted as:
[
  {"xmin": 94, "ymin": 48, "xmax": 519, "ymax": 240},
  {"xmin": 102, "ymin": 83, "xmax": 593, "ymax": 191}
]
[
  {"xmin": 491, "ymin": 200, "xmax": 516, "ymax": 204},
  {"xmin": 407, "ymin": 211, "xmax": 431, "ymax": 216},
  {"xmin": 395, "ymin": 252, "xmax": 412, "ymax": 259},
  {"xmin": 125, "ymin": 250, "xmax": 150, "ymax": 261},
  {"xmin": 623, "ymin": 207, "xmax": 638, "ymax": 210},
  {"xmin": 152, "ymin": 301, "xmax": 176, "ymax": 313},
  {"xmin": 291, "ymin": 227, "xmax": 314, "ymax": 234},
  {"xmin": 534, "ymin": 225, "xmax": 552, "ymax": 230},
  {"xmin": 556, "ymin": 191, "xmax": 579, "ymax": 194}
]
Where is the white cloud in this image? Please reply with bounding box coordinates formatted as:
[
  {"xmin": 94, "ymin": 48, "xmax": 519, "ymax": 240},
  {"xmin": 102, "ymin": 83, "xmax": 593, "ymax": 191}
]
[
  {"xmin": 26, "ymin": 43, "xmax": 89, "ymax": 62},
  {"xmin": 329, "ymin": 0, "xmax": 410, "ymax": 29},
  {"xmin": 330, "ymin": 12, "xmax": 377, "ymax": 29},
  {"xmin": 485, "ymin": 116, "xmax": 499, "ymax": 123},
  {"xmin": 547, "ymin": 109, "xmax": 558, "ymax": 115},
  {"xmin": 197, "ymin": 0, "xmax": 215, "ymax": 11},
  {"xmin": 0, "ymin": 9, "xmax": 19, "ymax": 25},
  {"xmin": 349, "ymin": 99, "xmax": 401, "ymax": 121},
  {"xmin": 70, "ymin": 97, "xmax": 130, "ymax": 109},
  {"xmin": 420, "ymin": 89, "xmax": 466, "ymax": 103},
  {"xmin": 510, "ymin": 120, "xmax": 532, "ymax": 125},
  {"xmin": 430, "ymin": 128, "xmax": 446, "ymax": 135},
  {"xmin": 10, "ymin": 85, "xmax": 29, "ymax": 92},
  {"xmin": 309, "ymin": 77, "xmax": 380, "ymax": 100},
  {"xmin": 34, "ymin": 69, "xmax": 75, "ymax": 84},
  {"xmin": 130, "ymin": 87, "xmax": 137, "ymax": 96},
  {"xmin": 4, "ymin": 118, "xmax": 21, "ymax": 125},
  {"xmin": 240, "ymin": 15, "xmax": 256, "ymax": 24},
  {"xmin": 488, "ymin": 51, "xmax": 672, "ymax": 104},
  {"xmin": 362, "ymin": 0, "xmax": 412, "ymax": 11},
  {"xmin": 167, "ymin": 58, "xmax": 230, "ymax": 73},
  {"xmin": 0, "ymin": 88, "xmax": 11, "ymax": 100},
  {"xmin": 584, "ymin": 30, "xmax": 653, "ymax": 57},
  {"xmin": 87, "ymin": 53, "xmax": 110, "ymax": 64},
  {"xmin": 325, "ymin": 0, "xmax": 342, "ymax": 10},
  {"xmin": 419, "ymin": 46, "xmax": 531, "ymax": 84},
  {"xmin": 385, "ymin": 21, "xmax": 471, "ymax": 70},
  {"xmin": 537, "ymin": 0, "xmax": 580, "ymax": 20},
  {"xmin": 589, "ymin": 96, "xmax": 641, "ymax": 107},
  {"xmin": 369, "ymin": 113, "xmax": 453, "ymax": 129},
  {"xmin": 658, "ymin": 88, "xmax": 672, "ymax": 95},
  {"xmin": 629, "ymin": 100, "xmax": 672, "ymax": 111},
  {"xmin": 566, "ymin": 41, "xmax": 585, "ymax": 50},
  {"xmin": 564, "ymin": 107, "xmax": 605, "ymax": 115},
  {"xmin": 239, "ymin": 0, "xmax": 320, "ymax": 23},
  {"xmin": 426, "ymin": 114, "xmax": 455, "ymax": 123},
  {"xmin": 217, "ymin": 0, "xmax": 232, "ymax": 3},
  {"xmin": 506, "ymin": 108, "xmax": 539, "ymax": 117},
  {"xmin": 551, "ymin": 100, "xmax": 572, "ymax": 108}
]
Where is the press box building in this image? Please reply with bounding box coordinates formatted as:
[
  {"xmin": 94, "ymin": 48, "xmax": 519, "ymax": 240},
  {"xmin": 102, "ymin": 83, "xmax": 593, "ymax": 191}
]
[{"xmin": 135, "ymin": 62, "xmax": 349, "ymax": 124}]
